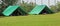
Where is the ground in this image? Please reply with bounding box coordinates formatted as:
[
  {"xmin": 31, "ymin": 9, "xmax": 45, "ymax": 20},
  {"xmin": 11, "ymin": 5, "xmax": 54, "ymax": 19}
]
[{"xmin": 0, "ymin": 12, "xmax": 60, "ymax": 26}]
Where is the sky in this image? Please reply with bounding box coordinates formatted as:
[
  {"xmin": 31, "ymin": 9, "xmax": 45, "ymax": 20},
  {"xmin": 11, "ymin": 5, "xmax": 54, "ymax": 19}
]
[
  {"xmin": 21, "ymin": 0, "xmax": 60, "ymax": 6},
  {"xmin": 0, "ymin": 0, "xmax": 59, "ymax": 6}
]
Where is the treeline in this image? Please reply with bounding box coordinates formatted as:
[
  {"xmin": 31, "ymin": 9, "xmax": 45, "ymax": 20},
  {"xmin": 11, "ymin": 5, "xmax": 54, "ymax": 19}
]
[
  {"xmin": 0, "ymin": 0, "xmax": 60, "ymax": 13},
  {"xmin": 0, "ymin": 0, "xmax": 36, "ymax": 13},
  {"xmin": 50, "ymin": 1, "xmax": 60, "ymax": 12},
  {"xmin": 20, "ymin": 1, "xmax": 36, "ymax": 12}
]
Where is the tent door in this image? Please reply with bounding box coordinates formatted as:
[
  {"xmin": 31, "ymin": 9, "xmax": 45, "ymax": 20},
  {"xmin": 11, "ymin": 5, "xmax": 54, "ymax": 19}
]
[
  {"xmin": 10, "ymin": 9, "xmax": 22, "ymax": 16},
  {"xmin": 39, "ymin": 8, "xmax": 49, "ymax": 14}
]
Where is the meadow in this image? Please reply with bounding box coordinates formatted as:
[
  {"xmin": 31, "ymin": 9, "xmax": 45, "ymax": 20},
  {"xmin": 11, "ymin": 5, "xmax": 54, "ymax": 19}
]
[{"xmin": 0, "ymin": 12, "xmax": 60, "ymax": 26}]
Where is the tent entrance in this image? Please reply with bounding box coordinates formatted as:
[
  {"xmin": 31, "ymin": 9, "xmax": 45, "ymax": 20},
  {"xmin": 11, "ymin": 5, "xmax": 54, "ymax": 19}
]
[
  {"xmin": 0, "ymin": 10, "xmax": 4, "ymax": 16},
  {"xmin": 39, "ymin": 6, "xmax": 53, "ymax": 14},
  {"xmin": 10, "ymin": 9, "xmax": 22, "ymax": 16},
  {"xmin": 40, "ymin": 9, "xmax": 48, "ymax": 14},
  {"xmin": 39, "ymin": 9, "xmax": 49, "ymax": 14},
  {"xmin": 39, "ymin": 7, "xmax": 50, "ymax": 14}
]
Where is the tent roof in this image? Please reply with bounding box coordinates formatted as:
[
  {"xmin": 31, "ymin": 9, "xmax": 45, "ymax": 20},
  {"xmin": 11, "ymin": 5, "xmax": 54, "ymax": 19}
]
[
  {"xmin": 2, "ymin": 5, "xmax": 27, "ymax": 16},
  {"xmin": 28, "ymin": 5, "xmax": 52, "ymax": 14}
]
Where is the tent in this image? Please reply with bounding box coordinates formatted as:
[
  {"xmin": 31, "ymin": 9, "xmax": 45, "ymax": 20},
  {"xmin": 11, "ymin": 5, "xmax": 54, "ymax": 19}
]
[
  {"xmin": 0, "ymin": 8, "xmax": 4, "ymax": 16},
  {"xmin": 0, "ymin": 9, "xmax": 3, "ymax": 16},
  {"xmin": 2, "ymin": 5, "xmax": 27, "ymax": 16},
  {"xmin": 29, "ymin": 5, "xmax": 53, "ymax": 15}
]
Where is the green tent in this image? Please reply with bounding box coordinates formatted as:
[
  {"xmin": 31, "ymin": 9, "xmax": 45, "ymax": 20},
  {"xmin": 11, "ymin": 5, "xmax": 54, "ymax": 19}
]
[
  {"xmin": 2, "ymin": 5, "xmax": 27, "ymax": 16},
  {"xmin": 0, "ymin": 9, "xmax": 3, "ymax": 16},
  {"xmin": 29, "ymin": 5, "xmax": 53, "ymax": 15}
]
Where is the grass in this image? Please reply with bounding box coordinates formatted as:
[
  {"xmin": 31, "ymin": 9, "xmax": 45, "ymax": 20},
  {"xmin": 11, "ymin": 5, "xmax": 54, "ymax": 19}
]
[{"xmin": 0, "ymin": 12, "xmax": 60, "ymax": 26}]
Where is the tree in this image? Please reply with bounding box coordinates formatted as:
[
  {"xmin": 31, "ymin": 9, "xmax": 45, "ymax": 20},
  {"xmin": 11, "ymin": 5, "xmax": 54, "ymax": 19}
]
[
  {"xmin": 2, "ymin": 0, "xmax": 17, "ymax": 5},
  {"xmin": 56, "ymin": 1, "xmax": 60, "ymax": 11},
  {"xmin": 50, "ymin": 5, "xmax": 57, "ymax": 12},
  {"xmin": 50, "ymin": 1, "xmax": 60, "ymax": 12},
  {"xmin": 0, "ymin": 0, "xmax": 17, "ymax": 13},
  {"xmin": 20, "ymin": 1, "xmax": 36, "ymax": 12}
]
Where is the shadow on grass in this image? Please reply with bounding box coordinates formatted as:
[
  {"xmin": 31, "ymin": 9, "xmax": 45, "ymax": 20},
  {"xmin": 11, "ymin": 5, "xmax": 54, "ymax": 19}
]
[
  {"xmin": 0, "ymin": 15, "xmax": 28, "ymax": 18},
  {"xmin": 0, "ymin": 13, "xmax": 56, "ymax": 18},
  {"xmin": 0, "ymin": 16, "xmax": 5, "ymax": 18}
]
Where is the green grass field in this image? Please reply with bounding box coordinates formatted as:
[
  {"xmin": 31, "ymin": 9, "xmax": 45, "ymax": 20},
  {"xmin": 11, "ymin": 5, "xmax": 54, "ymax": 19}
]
[{"xmin": 0, "ymin": 12, "xmax": 60, "ymax": 26}]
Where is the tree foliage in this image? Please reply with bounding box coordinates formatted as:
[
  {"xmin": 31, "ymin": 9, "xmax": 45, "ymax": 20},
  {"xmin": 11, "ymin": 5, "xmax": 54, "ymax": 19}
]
[
  {"xmin": 50, "ymin": 1, "xmax": 60, "ymax": 12},
  {"xmin": 0, "ymin": 0, "xmax": 17, "ymax": 13},
  {"xmin": 2, "ymin": 0, "xmax": 17, "ymax": 5},
  {"xmin": 56, "ymin": 1, "xmax": 60, "ymax": 11},
  {"xmin": 20, "ymin": 1, "xmax": 36, "ymax": 12}
]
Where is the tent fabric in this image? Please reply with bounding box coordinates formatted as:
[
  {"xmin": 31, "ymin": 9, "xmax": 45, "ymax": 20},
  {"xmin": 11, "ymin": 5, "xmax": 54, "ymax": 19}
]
[
  {"xmin": 40, "ymin": 6, "xmax": 53, "ymax": 14},
  {"xmin": 29, "ymin": 5, "xmax": 53, "ymax": 15},
  {"xmin": 2, "ymin": 5, "xmax": 27, "ymax": 16},
  {"xmin": 2, "ymin": 6, "xmax": 19, "ymax": 16}
]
